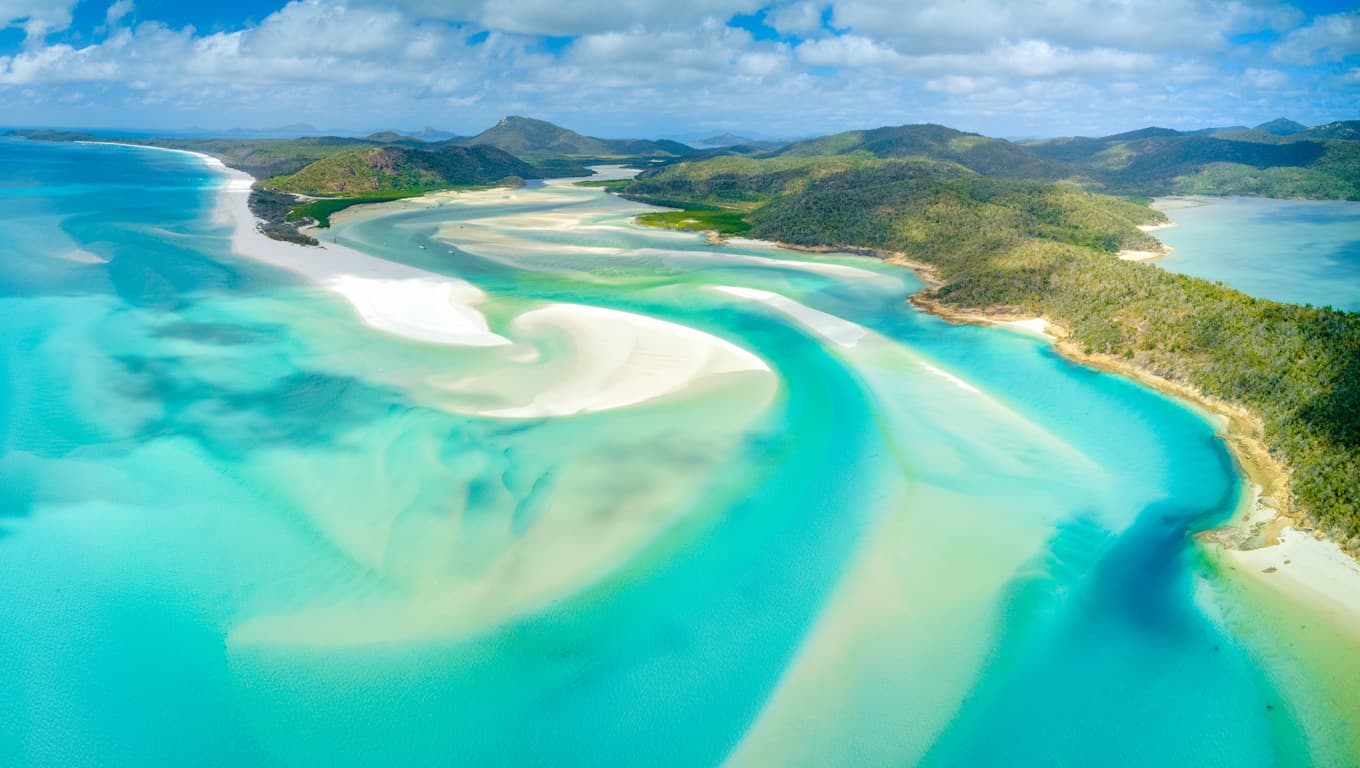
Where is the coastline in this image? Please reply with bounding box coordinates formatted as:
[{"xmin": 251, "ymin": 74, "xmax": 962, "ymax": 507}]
[
  {"xmin": 120, "ymin": 144, "xmax": 775, "ymax": 419},
  {"xmin": 689, "ymin": 223, "xmax": 1360, "ymax": 628},
  {"xmin": 97, "ymin": 146, "xmax": 1360, "ymax": 636},
  {"xmin": 903, "ymin": 268, "xmax": 1360, "ymax": 633},
  {"xmin": 91, "ymin": 142, "xmax": 513, "ymax": 348}
]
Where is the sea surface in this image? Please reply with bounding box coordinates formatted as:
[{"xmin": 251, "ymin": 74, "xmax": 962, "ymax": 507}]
[
  {"xmin": 1, "ymin": 138, "xmax": 1356, "ymax": 766},
  {"xmin": 1152, "ymin": 196, "xmax": 1360, "ymax": 311}
]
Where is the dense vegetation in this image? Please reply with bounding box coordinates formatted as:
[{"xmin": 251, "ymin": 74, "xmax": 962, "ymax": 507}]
[
  {"xmin": 635, "ymin": 208, "xmax": 752, "ymax": 235},
  {"xmin": 265, "ymin": 145, "xmax": 538, "ymax": 196},
  {"xmin": 247, "ymin": 188, "xmax": 318, "ymax": 245},
  {"xmin": 1026, "ymin": 125, "xmax": 1360, "ymax": 199},
  {"xmin": 623, "ymin": 155, "xmax": 1360, "ymax": 548},
  {"xmin": 770, "ymin": 123, "xmax": 1072, "ymax": 180},
  {"xmin": 286, "ymin": 190, "xmax": 429, "ymax": 228}
]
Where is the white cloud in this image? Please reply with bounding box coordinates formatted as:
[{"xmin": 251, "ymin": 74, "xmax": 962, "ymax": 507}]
[
  {"xmin": 106, "ymin": 0, "xmax": 134, "ymax": 26},
  {"xmin": 829, "ymin": 0, "xmax": 1301, "ymax": 55},
  {"xmin": 0, "ymin": 0, "xmax": 1352, "ymax": 140},
  {"xmin": 1243, "ymin": 67, "xmax": 1287, "ymax": 89},
  {"xmin": 375, "ymin": 0, "xmax": 764, "ymax": 36},
  {"xmin": 0, "ymin": 0, "xmax": 78, "ymax": 42},
  {"xmin": 766, "ymin": 2, "xmax": 825, "ymax": 36},
  {"xmin": 1271, "ymin": 11, "xmax": 1360, "ymax": 65}
]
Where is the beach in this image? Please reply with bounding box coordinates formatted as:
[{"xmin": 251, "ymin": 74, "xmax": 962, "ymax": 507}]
[{"xmin": 195, "ymin": 151, "xmax": 777, "ymax": 418}]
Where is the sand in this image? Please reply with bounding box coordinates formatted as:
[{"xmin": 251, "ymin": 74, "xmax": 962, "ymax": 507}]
[
  {"xmin": 91, "ymin": 144, "xmax": 773, "ymax": 419},
  {"xmin": 998, "ymin": 317, "xmax": 1051, "ymax": 335},
  {"xmin": 208, "ymin": 160, "xmax": 511, "ymax": 347},
  {"xmin": 1118, "ymin": 248, "xmax": 1169, "ymax": 262},
  {"xmin": 714, "ymin": 286, "xmax": 868, "ymax": 348},
  {"xmin": 85, "ymin": 142, "xmax": 510, "ymax": 348},
  {"xmin": 1226, "ymin": 528, "xmax": 1360, "ymax": 635},
  {"xmin": 438, "ymin": 303, "xmax": 772, "ymax": 418}
]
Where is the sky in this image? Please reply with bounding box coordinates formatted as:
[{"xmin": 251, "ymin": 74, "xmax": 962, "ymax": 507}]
[{"xmin": 0, "ymin": 0, "xmax": 1356, "ymax": 139}]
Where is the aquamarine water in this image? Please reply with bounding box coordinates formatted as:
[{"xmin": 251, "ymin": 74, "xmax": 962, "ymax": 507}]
[
  {"xmin": 1152, "ymin": 196, "xmax": 1360, "ymax": 311},
  {"xmin": 0, "ymin": 138, "xmax": 1353, "ymax": 766}
]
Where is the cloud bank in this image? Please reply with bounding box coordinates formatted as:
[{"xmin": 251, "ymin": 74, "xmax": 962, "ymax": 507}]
[{"xmin": 0, "ymin": 0, "xmax": 1355, "ymax": 138}]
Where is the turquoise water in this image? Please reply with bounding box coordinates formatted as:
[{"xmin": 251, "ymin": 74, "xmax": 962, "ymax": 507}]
[
  {"xmin": 1153, "ymin": 196, "xmax": 1360, "ymax": 311},
  {"xmin": 0, "ymin": 139, "xmax": 1351, "ymax": 766}
]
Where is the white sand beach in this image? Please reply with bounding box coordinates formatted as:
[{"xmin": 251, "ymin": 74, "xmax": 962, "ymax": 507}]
[
  {"xmin": 1118, "ymin": 248, "xmax": 1168, "ymax": 262},
  {"xmin": 118, "ymin": 145, "xmax": 776, "ymax": 419},
  {"xmin": 208, "ymin": 158, "xmax": 512, "ymax": 347},
  {"xmin": 998, "ymin": 317, "xmax": 1051, "ymax": 335},
  {"xmin": 451, "ymin": 303, "xmax": 772, "ymax": 418},
  {"xmin": 1227, "ymin": 528, "xmax": 1360, "ymax": 635}
]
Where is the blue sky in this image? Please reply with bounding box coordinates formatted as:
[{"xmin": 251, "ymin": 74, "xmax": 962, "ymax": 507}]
[{"xmin": 0, "ymin": 0, "xmax": 1356, "ymax": 139}]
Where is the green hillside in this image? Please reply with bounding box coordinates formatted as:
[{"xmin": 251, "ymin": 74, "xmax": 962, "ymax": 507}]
[
  {"xmin": 265, "ymin": 144, "xmax": 540, "ymax": 195},
  {"xmin": 455, "ymin": 116, "xmax": 696, "ymax": 158},
  {"xmin": 620, "ymin": 155, "xmax": 1360, "ymax": 547},
  {"xmin": 1254, "ymin": 117, "xmax": 1308, "ymax": 135},
  {"xmin": 770, "ymin": 123, "xmax": 1072, "ymax": 180},
  {"xmin": 1026, "ymin": 126, "xmax": 1360, "ymax": 199},
  {"xmin": 1303, "ymin": 121, "xmax": 1360, "ymax": 141}
]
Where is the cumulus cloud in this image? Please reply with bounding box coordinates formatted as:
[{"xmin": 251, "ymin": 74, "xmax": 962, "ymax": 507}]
[
  {"xmin": 766, "ymin": 2, "xmax": 825, "ymax": 37},
  {"xmin": 105, "ymin": 0, "xmax": 134, "ymax": 26},
  {"xmin": 0, "ymin": 0, "xmax": 1353, "ymax": 138},
  {"xmin": 829, "ymin": 0, "xmax": 1300, "ymax": 55},
  {"xmin": 0, "ymin": 0, "xmax": 78, "ymax": 42},
  {"xmin": 1271, "ymin": 10, "xmax": 1359, "ymax": 65},
  {"xmin": 375, "ymin": 0, "xmax": 765, "ymax": 35}
]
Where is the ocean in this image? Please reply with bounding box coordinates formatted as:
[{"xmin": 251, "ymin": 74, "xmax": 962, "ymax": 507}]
[{"xmin": 0, "ymin": 138, "xmax": 1354, "ymax": 767}]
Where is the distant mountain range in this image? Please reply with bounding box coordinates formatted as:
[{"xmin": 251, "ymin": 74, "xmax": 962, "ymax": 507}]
[
  {"xmin": 1025, "ymin": 119, "xmax": 1360, "ymax": 198},
  {"xmin": 9, "ymin": 114, "xmax": 1358, "ymax": 199}
]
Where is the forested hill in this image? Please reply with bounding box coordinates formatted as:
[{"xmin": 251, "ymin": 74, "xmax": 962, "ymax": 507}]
[
  {"xmin": 454, "ymin": 116, "xmax": 697, "ymax": 158},
  {"xmin": 770, "ymin": 123, "xmax": 1071, "ymax": 180},
  {"xmin": 620, "ymin": 155, "xmax": 1360, "ymax": 550},
  {"xmin": 264, "ymin": 145, "xmax": 539, "ymax": 195},
  {"xmin": 1025, "ymin": 123, "xmax": 1360, "ymax": 199}
]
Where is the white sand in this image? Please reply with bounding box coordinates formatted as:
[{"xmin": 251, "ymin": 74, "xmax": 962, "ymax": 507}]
[
  {"xmin": 998, "ymin": 317, "xmax": 1051, "ymax": 336},
  {"xmin": 88, "ymin": 142, "xmax": 510, "ymax": 348},
  {"xmin": 209, "ymin": 160, "xmax": 510, "ymax": 347},
  {"xmin": 715, "ymin": 286, "xmax": 868, "ymax": 348},
  {"xmin": 716, "ymin": 285, "xmax": 992, "ymax": 396},
  {"xmin": 442, "ymin": 303, "xmax": 771, "ymax": 418},
  {"xmin": 1137, "ymin": 222, "xmax": 1176, "ymax": 232},
  {"xmin": 1227, "ymin": 528, "xmax": 1360, "ymax": 629},
  {"xmin": 921, "ymin": 363, "xmax": 982, "ymax": 394},
  {"xmin": 1118, "ymin": 248, "xmax": 1167, "ymax": 262}
]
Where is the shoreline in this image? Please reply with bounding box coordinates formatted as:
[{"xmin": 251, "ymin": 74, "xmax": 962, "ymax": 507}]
[
  {"xmin": 104, "ymin": 143, "xmax": 774, "ymax": 419},
  {"xmin": 104, "ymin": 143, "xmax": 513, "ymax": 348},
  {"xmin": 95, "ymin": 147, "xmax": 1360, "ymax": 631},
  {"xmin": 684, "ymin": 222, "xmax": 1360, "ymax": 626}
]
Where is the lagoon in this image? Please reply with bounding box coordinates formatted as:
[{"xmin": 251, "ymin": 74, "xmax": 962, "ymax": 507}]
[
  {"xmin": 0, "ymin": 139, "xmax": 1356, "ymax": 766},
  {"xmin": 1153, "ymin": 196, "xmax": 1360, "ymax": 311}
]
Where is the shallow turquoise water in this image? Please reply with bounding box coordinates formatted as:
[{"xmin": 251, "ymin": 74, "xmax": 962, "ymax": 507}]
[
  {"xmin": 0, "ymin": 139, "xmax": 1346, "ymax": 766},
  {"xmin": 1153, "ymin": 196, "xmax": 1360, "ymax": 311}
]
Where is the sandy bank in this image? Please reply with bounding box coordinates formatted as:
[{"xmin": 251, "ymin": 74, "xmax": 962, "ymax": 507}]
[
  {"xmin": 1117, "ymin": 247, "xmax": 1170, "ymax": 262},
  {"xmin": 446, "ymin": 303, "xmax": 772, "ymax": 419},
  {"xmin": 213, "ymin": 162, "xmax": 509, "ymax": 347},
  {"xmin": 1223, "ymin": 527, "xmax": 1360, "ymax": 635},
  {"xmin": 89, "ymin": 142, "xmax": 510, "ymax": 348},
  {"xmin": 714, "ymin": 286, "xmax": 868, "ymax": 348}
]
